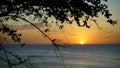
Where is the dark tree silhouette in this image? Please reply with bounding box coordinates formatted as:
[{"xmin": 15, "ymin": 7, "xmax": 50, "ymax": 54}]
[
  {"xmin": 0, "ymin": 0, "xmax": 117, "ymax": 27},
  {"xmin": 0, "ymin": 0, "xmax": 117, "ymax": 68}
]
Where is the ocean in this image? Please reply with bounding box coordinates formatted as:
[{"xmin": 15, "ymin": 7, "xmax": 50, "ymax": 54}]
[{"xmin": 0, "ymin": 44, "xmax": 120, "ymax": 68}]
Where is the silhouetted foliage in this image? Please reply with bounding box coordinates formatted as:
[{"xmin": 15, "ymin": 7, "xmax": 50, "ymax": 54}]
[
  {"xmin": 0, "ymin": 24, "xmax": 21, "ymax": 43},
  {"xmin": 0, "ymin": 0, "xmax": 117, "ymax": 29}
]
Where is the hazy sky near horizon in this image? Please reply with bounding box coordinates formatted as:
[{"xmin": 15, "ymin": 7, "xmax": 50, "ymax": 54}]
[{"xmin": 8, "ymin": 0, "xmax": 120, "ymax": 44}]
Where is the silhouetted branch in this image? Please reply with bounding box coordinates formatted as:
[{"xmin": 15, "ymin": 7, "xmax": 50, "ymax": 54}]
[{"xmin": 0, "ymin": 43, "xmax": 35, "ymax": 68}]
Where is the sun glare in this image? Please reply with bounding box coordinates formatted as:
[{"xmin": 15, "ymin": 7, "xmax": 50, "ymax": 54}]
[{"xmin": 80, "ymin": 41, "xmax": 84, "ymax": 44}]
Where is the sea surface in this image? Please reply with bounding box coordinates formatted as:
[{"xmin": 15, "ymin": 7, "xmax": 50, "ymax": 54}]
[{"xmin": 0, "ymin": 44, "xmax": 120, "ymax": 68}]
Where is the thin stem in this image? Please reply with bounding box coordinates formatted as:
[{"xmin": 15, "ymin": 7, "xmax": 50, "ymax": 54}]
[
  {"xmin": 8, "ymin": 15, "xmax": 55, "ymax": 45},
  {"xmin": 0, "ymin": 43, "xmax": 12, "ymax": 68}
]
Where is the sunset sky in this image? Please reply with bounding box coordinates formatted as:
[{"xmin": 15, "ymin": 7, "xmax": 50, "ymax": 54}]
[{"xmin": 17, "ymin": 0, "xmax": 120, "ymax": 44}]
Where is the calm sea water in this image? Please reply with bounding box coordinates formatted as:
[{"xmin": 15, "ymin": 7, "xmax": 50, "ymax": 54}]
[{"xmin": 0, "ymin": 44, "xmax": 120, "ymax": 68}]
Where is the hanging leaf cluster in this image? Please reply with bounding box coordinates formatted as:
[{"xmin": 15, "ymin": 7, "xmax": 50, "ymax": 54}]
[{"xmin": 0, "ymin": 24, "xmax": 22, "ymax": 43}]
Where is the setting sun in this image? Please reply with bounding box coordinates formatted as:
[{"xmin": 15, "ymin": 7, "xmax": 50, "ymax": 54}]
[{"xmin": 80, "ymin": 41, "xmax": 84, "ymax": 44}]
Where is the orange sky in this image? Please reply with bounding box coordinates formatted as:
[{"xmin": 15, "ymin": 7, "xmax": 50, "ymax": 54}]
[
  {"xmin": 19, "ymin": 20, "xmax": 120, "ymax": 44},
  {"xmin": 17, "ymin": 0, "xmax": 120, "ymax": 44},
  {"xmin": 1, "ymin": 0, "xmax": 120, "ymax": 44}
]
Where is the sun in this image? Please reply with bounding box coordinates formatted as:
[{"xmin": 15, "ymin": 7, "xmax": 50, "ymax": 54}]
[{"xmin": 80, "ymin": 41, "xmax": 84, "ymax": 44}]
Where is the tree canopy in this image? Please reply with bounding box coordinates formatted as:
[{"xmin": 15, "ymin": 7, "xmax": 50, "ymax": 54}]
[{"xmin": 0, "ymin": 0, "xmax": 117, "ymax": 28}]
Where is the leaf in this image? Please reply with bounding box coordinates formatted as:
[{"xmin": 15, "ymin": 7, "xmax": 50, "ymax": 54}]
[
  {"xmin": 59, "ymin": 25, "xmax": 63, "ymax": 29},
  {"xmin": 86, "ymin": 25, "xmax": 90, "ymax": 28},
  {"xmin": 45, "ymin": 29, "xmax": 49, "ymax": 32},
  {"xmin": 107, "ymin": 19, "xmax": 117, "ymax": 25}
]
